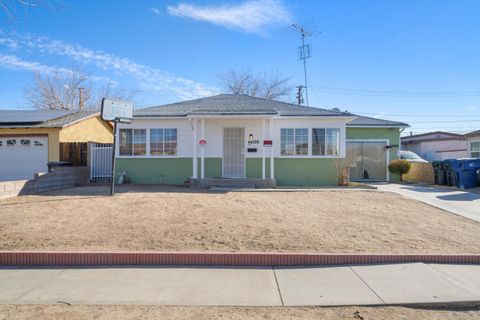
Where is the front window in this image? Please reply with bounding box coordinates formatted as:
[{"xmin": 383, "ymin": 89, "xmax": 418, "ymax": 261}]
[
  {"xmin": 281, "ymin": 128, "xmax": 308, "ymax": 156},
  {"xmin": 471, "ymin": 141, "xmax": 480, "ymax": 158},
  {"xmin": 313, "ymin": 128, "xmax": 340, "ymax": 156},
  {"xmin": 133, "ymin": 129, "xmax": 146, "ymax": 156},
  {"xmin": 119, "ymin": 129, "xmax": 132, "ymax": 156},
  {"xmin": 119, "ymin": 129, "xmax": 146, "ymax": 156},
  {"xmin": 150, "ymin": 128, "xmax": 177, "ymax": 156}
]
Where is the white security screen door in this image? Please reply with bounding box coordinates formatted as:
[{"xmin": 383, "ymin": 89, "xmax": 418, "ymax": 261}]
[{"xmin": 223, "ymin": 127, "xmax": 245, "ymax": 178}]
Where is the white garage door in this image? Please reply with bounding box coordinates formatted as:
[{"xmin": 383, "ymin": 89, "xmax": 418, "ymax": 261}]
[{"xmin": 0, "ymin": 136, "xmax": 48, "ymax": 181}]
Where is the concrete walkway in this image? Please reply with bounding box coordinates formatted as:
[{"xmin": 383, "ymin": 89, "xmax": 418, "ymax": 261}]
[
  {"xmin": 373, "ymin": 183, "xmax": 480, "ymax": 223},
  {"xmin": 1, "ymin": 263, "xmax": 480, "ymax": 306}
]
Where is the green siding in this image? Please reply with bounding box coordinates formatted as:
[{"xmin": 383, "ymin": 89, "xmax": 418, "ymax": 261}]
[
  {"xmin": 197, "ymin": 158, "xmax": 223, "ymax": 178},
  {"xmin": 346, "ymin": 127, "xmax": 401, "ymax": 181},
  {"xmin": 274, "ymin": 158, "xmax": 337, "ymax": 186},
  {"xmin": 116, "ymin": 158, "xmax": 192, "ymax": 185},
  {"xmin": 246, "ymin": 158, "xmax": 271, "ymax": 179}
]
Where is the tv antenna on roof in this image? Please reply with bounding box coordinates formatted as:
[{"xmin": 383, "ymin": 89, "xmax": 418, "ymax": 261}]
[{"xmin": 283, "ymin": 20, "xmax": 321, "ymax": 106}]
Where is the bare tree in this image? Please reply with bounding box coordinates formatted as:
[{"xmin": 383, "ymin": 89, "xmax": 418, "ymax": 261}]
[
  {"xmin": 25, "ymin": 69, "xmax": 137, "ymax": 110},
  {"xmin": 218, "ymin": 70, "xmax": 292, "ymax": 101}
]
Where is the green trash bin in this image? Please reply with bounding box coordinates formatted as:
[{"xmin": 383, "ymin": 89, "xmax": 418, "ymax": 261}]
[{"xmin": 432, "ymin": 161, "xmax": 443, "ymax": 185}]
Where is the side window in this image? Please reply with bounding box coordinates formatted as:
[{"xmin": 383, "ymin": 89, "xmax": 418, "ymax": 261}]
[{"xmin": 471, "ymin": 141, "xmax": 480, "ymax": 158}]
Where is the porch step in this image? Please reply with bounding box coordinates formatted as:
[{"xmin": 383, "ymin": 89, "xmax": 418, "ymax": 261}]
[{"xmin": 192, "ymin": 178, "xmax": 276, "ymax": 189}]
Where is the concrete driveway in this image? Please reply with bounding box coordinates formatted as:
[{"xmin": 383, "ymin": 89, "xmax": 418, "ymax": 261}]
[{"xmin": 373, "ymin": 183, "xmax": 480, "ymax": 223}]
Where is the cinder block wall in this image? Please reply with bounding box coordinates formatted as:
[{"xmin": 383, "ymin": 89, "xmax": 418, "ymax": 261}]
[{"xmin": 0, "ymin": 167, "xmax": 89, "ymax": 199}]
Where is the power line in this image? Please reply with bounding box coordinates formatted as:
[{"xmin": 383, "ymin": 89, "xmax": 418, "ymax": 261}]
[
  {"xmin": 351, "ymin": 111, "xmax": 480, "ymax": 118},
  {"xmin": 406, "ymin": 119, "xmax": 480, "ymax": 124},
  {"xmin": 310, "ymin": 86, "xmax": 480, "ymax": 97}
]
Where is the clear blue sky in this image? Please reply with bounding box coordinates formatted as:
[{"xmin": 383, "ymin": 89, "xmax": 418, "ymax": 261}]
[{"xmin": 1, "ymin": 0, "xmax": 479, "ymax": 135}]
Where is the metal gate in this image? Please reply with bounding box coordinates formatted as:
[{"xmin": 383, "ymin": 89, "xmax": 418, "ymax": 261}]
[{"xmin": 90, "ymin": 143, "xmax": 113, "ymax": 181}]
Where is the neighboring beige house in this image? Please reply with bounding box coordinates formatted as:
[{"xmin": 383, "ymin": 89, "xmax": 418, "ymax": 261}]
[
  {"xmin": 465, "ymin": 130, "xmax": 480, "ymax": 158},
  {"xmin": 0, "ymin": 110, "xmax": 112, "ymax": 181},
  {"xmin": 401, "ymin": 131, "xmax": 468, "ymax": 161}
]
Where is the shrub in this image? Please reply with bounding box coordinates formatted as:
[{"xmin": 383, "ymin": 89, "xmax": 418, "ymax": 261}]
[
  {"xmin": 334, "ymin": 152, "xmax": 356, "ymax": 186},
  {"xmin": 388, "ymin": 159, "xmax": 412, "ymax": 182}
]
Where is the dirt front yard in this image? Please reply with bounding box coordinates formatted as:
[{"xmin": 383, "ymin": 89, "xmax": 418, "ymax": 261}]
[
  {"xmin": 1, "ymin": 185, "xmax": 480, "ymax": 253},
  {"xmin": 2, "ymin": 305, "xmax": 480, "ymax": 320}
]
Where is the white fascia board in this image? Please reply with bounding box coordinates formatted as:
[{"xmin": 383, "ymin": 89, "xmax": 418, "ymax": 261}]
[
  {"xmin": 188, "ymin": 114, "xmax": 275, "ymax": 119},
  {"xmin": 272, "ymin": 116, "xmax": 356, "ymax": 122},
  {"xmin": 347, "ymin": 125, "xmax": 410, "ymax": 129}
]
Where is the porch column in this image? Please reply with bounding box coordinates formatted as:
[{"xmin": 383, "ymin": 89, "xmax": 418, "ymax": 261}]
[
  {"xmin": 193, "ymin": 118, "xmax": 198, "ymax": 179},
  {"xmin": 200, "ymin": 118, "xmax": 205, "ymax": 179},
  {"xmin": 262, "ymin": 119, "xmax": 266, "ymax": 179},
  {"xmin": 270, "ymin": 118, "xmax": 274, "ymax": 179}
]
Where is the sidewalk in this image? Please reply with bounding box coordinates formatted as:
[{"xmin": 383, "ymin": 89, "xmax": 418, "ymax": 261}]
[
  {"xmin": 1, "ymin": 263, "xmax": 480, "ymax": 306},
  {"xmin": 372, "ymin": 183, "xmax": 480, "ymax": 223}
]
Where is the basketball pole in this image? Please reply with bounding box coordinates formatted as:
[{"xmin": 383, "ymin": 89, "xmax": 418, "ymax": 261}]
[{"xmin": 110, "ymin": 119, "xmax": 118, "ymax": 196}]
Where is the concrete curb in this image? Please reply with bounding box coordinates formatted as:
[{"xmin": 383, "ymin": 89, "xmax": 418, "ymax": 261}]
[{"xmin": 1, "ymin": 252, "xmax": 480, "ymax": 267}]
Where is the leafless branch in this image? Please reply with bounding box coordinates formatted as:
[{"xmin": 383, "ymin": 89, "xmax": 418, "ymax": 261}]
[
  {"xmin": 25, "ymin": 69, "xmax": 137, "ymax": 110},
  {"xmin": 218, "ymin": 69, "xmax": 292, "ymax": 101}
]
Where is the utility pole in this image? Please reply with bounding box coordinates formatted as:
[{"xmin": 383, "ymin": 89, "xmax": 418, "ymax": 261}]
[
  {"xmin": 78, "ymin": 87, "xmax": 84, "ymax": 110},
  {"xmin": 296, "ymin": 85, "xmax": 304, "ymax": 105}
]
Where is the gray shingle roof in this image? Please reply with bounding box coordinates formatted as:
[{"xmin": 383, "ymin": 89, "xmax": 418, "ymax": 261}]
[
  {"xmin": 465, "ymin": 129, "xmax": 480, "ymax": 138},
  {"xmin": 135, "ymin": 94, "xmax": 352, "ymax": 117},
  {"xmin": 0, "ymin": 110, "xmax": 99, "ymax": 128},
  {"xmin": 346, "ymin": 115, "xmax": 409, "ymax": 128}
]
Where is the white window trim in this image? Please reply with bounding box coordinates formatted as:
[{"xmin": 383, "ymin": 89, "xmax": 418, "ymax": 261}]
[
  {"xmin": 117, "ymin": 128, "xmax": 179, "ymax": 159},
  {"xmin": 279, "ymin": 127, "xmax": 344, "ymax": 158},
  {"xmin": 149, "ymin": 128, "xmax": 179, "ymax": 158},
  {"xmin": 280, "ymin": 128, "xmax": 309, "ymax": 157},
  {"xmin": 311, "ymin": 127, "xmax": 342, "ymax": 158},
  {"xmin": 469, "ymin": 140, "xmax": 480, "ymax": 157}
]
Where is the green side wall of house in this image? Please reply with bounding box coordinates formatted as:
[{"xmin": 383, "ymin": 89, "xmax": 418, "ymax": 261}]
[{"xmin": 116, "ymin": 127, "xmax": 402, "ymax": 186}]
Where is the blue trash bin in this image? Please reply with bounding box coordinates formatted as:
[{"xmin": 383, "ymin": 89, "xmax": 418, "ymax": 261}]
[
  {"xmin": 457, "ymin": 159, "xmax": 480, "ymax": 189},
  {"xmin": 443, "ymin": 159, "xmax": 461, "ymax": 187}
]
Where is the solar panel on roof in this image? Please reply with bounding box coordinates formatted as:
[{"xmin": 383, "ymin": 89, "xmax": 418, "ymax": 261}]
[{"xmin": 0, "ymin": 110, "xmax": 74, "ymax": 124}]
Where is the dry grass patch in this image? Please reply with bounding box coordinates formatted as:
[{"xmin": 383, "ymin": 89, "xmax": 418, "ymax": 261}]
[{"xmin": 1, "ymin": 185, "xmax": 479, "ymax": 253}]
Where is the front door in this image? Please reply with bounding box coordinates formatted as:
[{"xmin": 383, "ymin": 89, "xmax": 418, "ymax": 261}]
[
  {"xmin": 223, "ymin": 127, "xmax": 245, "ymax": 178},
  {"xmin": 348, "ymin": 141, "xmax": 388, "ymax": 181}
]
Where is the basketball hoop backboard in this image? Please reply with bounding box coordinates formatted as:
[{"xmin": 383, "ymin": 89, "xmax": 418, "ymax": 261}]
[{"xmin": 101, "ymin": 98, "xmax": 133, "ymax": 123}]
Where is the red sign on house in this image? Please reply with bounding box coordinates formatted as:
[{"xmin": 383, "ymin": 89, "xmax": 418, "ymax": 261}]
[
  {"xmin": 199, "ymin": 139, "xmax": 207, "ymax": 146},
  {"xmin": 263, "ymin": 139, "xmax": 272, "ymax": 147}
]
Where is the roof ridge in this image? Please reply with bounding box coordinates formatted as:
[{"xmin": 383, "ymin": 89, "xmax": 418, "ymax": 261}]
[{"xmin": 140, "ymin": 93, "xmax": 351, "ymax": 116}]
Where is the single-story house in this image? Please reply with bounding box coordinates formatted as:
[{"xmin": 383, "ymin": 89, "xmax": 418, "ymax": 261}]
[
  {"xmin": 401, "ymin": 131, "xmax": 468, "ymax": 161},
  {"xmin": 0, "ymin": 110, "xmax": 112, "ymax": 181},
  {"xmin": 115, "ymin": 94, "xmax": 408, "ymax": 186},
  {"xmin": 465, "ymin": 130, "xmax": 480, "ymax": 158}
]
